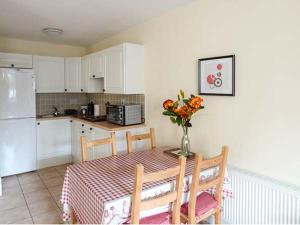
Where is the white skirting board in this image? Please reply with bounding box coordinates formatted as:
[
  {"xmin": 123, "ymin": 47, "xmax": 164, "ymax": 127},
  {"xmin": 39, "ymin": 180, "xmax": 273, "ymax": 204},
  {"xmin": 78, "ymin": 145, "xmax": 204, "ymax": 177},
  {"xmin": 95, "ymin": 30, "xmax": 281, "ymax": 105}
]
[{"xmin": 222, "ymin": 166, "xmax": 300, "ymax": 224}]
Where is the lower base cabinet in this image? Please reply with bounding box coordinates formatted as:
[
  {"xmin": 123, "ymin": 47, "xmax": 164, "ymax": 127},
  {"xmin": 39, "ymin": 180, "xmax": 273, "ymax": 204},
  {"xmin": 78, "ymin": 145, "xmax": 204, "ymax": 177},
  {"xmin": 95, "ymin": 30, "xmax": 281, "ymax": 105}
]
[
  {"xmin": 71, "ymin": 121, "xmax": 148, "ymax": 163},
  {"xmin": 36, "ymin": 119, "xmax": 72, "ymax": 169},
  {"xmin": 37, "ymin": 118, "xmax": 148, "ymax": 167},
  {"xmin": 71, "ymin": 120, "xmax": 112, "ymax": 163}
]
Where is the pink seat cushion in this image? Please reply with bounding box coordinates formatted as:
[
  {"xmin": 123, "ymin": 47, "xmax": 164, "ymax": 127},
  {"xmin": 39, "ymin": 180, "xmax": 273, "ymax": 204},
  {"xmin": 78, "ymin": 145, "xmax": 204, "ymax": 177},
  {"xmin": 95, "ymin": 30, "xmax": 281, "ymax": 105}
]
[
  {"xmin": 181, "ymin": 192, "xmax": 218, "ymax": 217},
  {"xmin": 139, "ymin": 212, "xmax": 171, "ymax": 224}
]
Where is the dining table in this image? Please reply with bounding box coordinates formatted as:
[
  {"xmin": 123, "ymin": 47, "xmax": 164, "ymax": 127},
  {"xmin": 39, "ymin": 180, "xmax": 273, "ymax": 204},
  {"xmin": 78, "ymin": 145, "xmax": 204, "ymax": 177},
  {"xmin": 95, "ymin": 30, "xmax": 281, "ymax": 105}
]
[{"xmin": 61, "ymin": 147, "xmax": 233, "ymax": 224}]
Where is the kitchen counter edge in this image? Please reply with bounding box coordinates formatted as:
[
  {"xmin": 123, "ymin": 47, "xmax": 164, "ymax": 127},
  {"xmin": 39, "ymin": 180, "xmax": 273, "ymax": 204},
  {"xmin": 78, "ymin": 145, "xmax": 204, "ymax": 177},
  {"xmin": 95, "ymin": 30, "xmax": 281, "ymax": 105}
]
[{"xmin": 36, "ymin": 116, "xmax": 146, "ymax": 132}]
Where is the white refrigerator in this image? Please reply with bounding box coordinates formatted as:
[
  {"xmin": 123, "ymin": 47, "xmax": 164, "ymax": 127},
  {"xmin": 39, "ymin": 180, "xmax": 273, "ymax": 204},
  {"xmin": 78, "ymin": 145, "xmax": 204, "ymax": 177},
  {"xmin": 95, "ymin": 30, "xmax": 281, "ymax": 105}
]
[{"xmin": 0, "ymin": 68, "xmax": 37, "ymax": 177}]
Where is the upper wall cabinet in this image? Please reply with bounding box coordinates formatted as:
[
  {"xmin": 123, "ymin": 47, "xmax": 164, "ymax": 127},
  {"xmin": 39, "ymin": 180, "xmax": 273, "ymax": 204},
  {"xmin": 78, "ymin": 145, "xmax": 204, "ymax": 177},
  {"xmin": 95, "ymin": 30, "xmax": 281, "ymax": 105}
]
[
  {"xmin": 103, "ymin": 43, "xmax": 144, "ymax": 94},
  {"xmin": 34, "ymin": 56, "xmax": 65, "ymax": 93},
  {"xmin": 65, "ymin": 57, "xmax": 82, "ymax": 93},
  {"xmin": 0, "ymin": 52, "xmax": 32, "ymax": 69},
  {"xmin": 81, "ymin": 55, "xmax": 104, "ymax": 93},
  {"xmin": 90, "ymin": 52, "xmax": 106, "ymax": 79}
]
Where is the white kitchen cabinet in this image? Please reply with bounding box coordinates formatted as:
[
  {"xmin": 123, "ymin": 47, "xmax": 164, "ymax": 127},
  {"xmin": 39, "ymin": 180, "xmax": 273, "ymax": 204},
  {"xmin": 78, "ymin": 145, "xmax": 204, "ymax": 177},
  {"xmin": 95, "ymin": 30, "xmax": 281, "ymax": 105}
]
[
  {"xmin": 65, "ymin": 57, "xmax": 83, "ymax": 93},
  {"xmin": 71, "ymin": 120, "xmax": 84, "ymax": 163},
  {"xmin": 71, "ymin": 121, "xmax": 111, "ymax": 162},
  {"xmin": 37, "ymin": 119, "xmax": 72, "ymax": 169},
  {"xmin": 90, "ymin": 127, "xmax": 111, "ymax": 159},
  {"xmin": 71, "ymin": 120, "xmax": 148, "ymax": 163},
  {"xmin": 34, "ymin": 56, "xmax": 65, "ymax": 93},
  {"xmin": 114, "ymin": 127, "xmax": 148, "ymax": 153},
  {"xmin": 104, "ymin": 43, "xmax": 144, "ymax": 94},
  {"xmin": 81, "ymin": 55, "xmax": 104, "ymax": 93},
  {"xmin": 0, "ymin": 52, "xmax": 32, "ymax": 68},
  {"xmin": 90, "ymin": 52, "xmax": 106, "ymax": 78}
]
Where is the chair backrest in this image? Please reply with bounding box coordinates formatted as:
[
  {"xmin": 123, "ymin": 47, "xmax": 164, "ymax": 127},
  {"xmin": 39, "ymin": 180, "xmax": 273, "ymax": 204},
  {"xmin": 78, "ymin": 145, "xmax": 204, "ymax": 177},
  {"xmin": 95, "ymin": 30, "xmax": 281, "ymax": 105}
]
[
  {"xmin": 126, "ymin": 128, "xmax": 156, "ymax": 154},
  {"xmin": 187, "ymin": 146, "xmax": 229, "ymax": 223},
  {"xmin": 131, "ymin": 156, "xmax": 186, "ymax": 224},
  {"xmin": 80, "ymin": 132, "xmax": 117, "ymax": 162}
]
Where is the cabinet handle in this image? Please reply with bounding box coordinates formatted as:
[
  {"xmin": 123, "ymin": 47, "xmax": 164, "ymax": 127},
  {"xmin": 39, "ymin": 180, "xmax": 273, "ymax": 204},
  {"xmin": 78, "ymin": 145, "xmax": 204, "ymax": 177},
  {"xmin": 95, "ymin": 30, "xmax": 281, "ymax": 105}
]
[
  {"xmin": 70, "ymin": 120, "xmax": 72, "ymax": 123},
  {"xmin": 103, "ymin": 89, "xmax": 106, "ymax": 92},
  {"xmin": 81, "ymin": 89, "xmax": 83, "ymax": 92},
  {"xmin": 82, "ymin": 124, "xmax": 84, "ymax": 127},
  {"xmin": 11, "ymin": 64, "xmax": 15, "ymax": 68},
  {"xmin": 37, "ymin": 122, "xmax": 40, "ymax": 125},
  {"xmin": 92, "ymin": 75, "xmax": 96, "ymax": 78},
  {"xmin": 82, "ymin": 131, "xmax": 84, "ymax": 134},
  {"xmin": 65, "ymin": 89, "xmax": 67, "ymax": 92},
  {"xmin": 90, "ymin": 127, "xmax": 93, "ymax": 131}
]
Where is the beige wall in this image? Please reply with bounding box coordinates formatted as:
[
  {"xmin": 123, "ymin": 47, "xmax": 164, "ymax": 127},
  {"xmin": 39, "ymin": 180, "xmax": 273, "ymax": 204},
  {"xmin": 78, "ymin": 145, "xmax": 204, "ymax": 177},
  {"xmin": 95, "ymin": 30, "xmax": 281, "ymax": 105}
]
[
  {"xmin": 0, "ymin": 36, "xmax": 86, "ymax": 56},
  {"xmin": 88, "ymin": 0, "xmax": 300, "ymax": 186}
]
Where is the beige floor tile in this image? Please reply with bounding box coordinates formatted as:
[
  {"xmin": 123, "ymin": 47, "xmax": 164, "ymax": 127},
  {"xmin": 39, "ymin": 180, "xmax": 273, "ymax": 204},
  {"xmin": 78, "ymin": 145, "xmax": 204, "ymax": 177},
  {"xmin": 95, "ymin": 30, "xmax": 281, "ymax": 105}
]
[
  {"xmin": 39, "ymin": 170, "xmax": 61, "ymax": 181},
  {"xmin": 10, "ymin": 217, "xmax": 34, "ymax": 224},
  {"xmin": 32, "ymin": 209, "xmax": 63, "ymax": 224},
  {"xmin": 2, "ymin": 175, "xmax": 19, "ymax": 188},
  {"xmin": 43, "ymin": 176, "xmax": 64, "ymax": 188},
  {"xmin": 55, "ymin": 164, "xmax": 70, "ymax": 171},
  {"xmin": 18, "ymin": 172, "xmax": 40, "ymax": 185},
  {"xmin": 48, "ymin": 185, "xmax": 63, "ymax": 197},
  {"xmin": 53, "ymin": 194, "xmax": 63, "ymax": 210},
  {"xmin": 20, "ymin": 179, "xmax": 46, "ymax": 194},
  {"xmin": 56, "ymin": 168, "xmax": 67, "ymax": 177},
  {"xmin": 0, "ymin": 206, "xmax": 31, "ymax": 224},
  {"xmin": 38, "ymin": 167, "xmax": 57, "ymax": 174},
  {"xmin": 27, "ymin": 196, "xmax": 59, "ymax": 216},
  {"xmin": 24, "ymin": 189, "xmax": 52, "ymax": 204},
  {"xmin": 0, "ymin": 193, "xmax": 26, "ymax": 211},
  {"xmin": 1, "ymin": 185, "xmax": 22, "ymax": 198}
]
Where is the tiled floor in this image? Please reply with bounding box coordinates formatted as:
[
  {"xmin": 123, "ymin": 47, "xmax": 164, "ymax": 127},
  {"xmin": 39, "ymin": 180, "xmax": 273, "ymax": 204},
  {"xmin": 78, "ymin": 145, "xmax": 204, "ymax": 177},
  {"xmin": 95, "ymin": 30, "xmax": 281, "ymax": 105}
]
[{"xmin": 0, "ymin": 164, "xmax": 69, "ymax": 224}]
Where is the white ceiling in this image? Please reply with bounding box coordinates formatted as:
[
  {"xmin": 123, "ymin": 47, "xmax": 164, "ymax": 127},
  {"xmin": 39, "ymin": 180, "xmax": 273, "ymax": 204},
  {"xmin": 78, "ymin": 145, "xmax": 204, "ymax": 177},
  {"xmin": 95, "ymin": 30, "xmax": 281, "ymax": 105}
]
[{"xmin": 0, "ymin": 0, "xmax": 195, "ymax": 46}]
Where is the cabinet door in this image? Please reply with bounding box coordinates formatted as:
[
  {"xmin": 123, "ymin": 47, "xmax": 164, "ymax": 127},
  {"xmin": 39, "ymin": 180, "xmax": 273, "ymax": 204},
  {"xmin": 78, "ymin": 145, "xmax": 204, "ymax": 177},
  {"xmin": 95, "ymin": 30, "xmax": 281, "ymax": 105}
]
[
  {"xmin": 82, "ymin": 55, "xmax": 104, "ymax": 93},
  {"xmin": 81, "ymin": 55, "xmax": 89, "ymax": 92},
  {"xmin": 90, "ymin": 52, "xmax": 105, "ymax": 78},
  {"xmin": 105, "ymin": 47, "xmax": 124, "ymax": 94},
  {"xmin": 34, "ymin": 56, "xmax": 65, "ymax": 93},
  {"xmin": 37, "ymin": 119, "xmax": 71, "ymax": 168},
  {"xmin": 0, "ymin": 52, "xmax": 32, "ymax": 68},
  {"xmin": 89, "ymin": 126, "xmax": 111, "ymax": 160},
  {"xmin": 65, "ymin": 57, "xmax": 82, "ymax": 93},
  {"xmin": 71, "ymin": 120, "xmax": 81, "ymax": 164}
]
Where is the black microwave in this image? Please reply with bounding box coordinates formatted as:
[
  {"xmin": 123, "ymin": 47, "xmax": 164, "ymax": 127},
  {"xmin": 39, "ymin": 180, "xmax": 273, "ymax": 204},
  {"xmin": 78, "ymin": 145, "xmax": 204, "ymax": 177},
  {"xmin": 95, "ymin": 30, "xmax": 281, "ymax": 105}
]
[{"xmin": 106, "ymin": 104, "xmax": 142, "ymax": 126}]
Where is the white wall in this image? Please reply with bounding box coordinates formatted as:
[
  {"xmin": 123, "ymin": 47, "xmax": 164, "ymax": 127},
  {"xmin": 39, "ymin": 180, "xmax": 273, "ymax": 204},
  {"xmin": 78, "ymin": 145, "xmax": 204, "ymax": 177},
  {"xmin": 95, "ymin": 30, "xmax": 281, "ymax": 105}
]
[
  {"xmin": 0, "ymin": 36, "xmax": 86, "ymax": 56},
  {"xmin": 88, "ymin": 0, "xmax": 300, "ymax": 186}
]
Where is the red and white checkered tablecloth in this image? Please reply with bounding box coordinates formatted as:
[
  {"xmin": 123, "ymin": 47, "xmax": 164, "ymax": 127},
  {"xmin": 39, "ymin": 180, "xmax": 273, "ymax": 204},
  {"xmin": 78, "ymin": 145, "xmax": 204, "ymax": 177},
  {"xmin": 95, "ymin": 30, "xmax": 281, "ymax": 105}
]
[{"xmin": 61, "ymin": 147, "xmax": 233, "ymax": 224}]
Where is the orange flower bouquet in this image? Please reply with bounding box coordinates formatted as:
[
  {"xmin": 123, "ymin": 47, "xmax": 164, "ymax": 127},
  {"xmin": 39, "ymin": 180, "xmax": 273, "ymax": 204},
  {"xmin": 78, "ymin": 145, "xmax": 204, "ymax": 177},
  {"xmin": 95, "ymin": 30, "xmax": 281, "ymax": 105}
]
[{"xmin": 162, "ymin": 90, "xmax": 204, "ymax": 156}]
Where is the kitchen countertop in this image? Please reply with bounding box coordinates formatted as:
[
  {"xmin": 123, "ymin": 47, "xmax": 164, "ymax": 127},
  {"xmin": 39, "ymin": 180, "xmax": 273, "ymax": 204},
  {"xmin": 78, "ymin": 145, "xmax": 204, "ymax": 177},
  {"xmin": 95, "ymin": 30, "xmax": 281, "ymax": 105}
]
[{"xmin": 36, "ymin": 115, "xmax": 146, "ymax": 132}]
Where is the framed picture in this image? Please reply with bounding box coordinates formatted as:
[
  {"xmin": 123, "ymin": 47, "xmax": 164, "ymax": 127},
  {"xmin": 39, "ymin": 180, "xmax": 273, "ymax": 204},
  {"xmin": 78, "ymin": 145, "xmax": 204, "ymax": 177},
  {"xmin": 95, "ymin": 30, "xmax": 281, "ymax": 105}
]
[{"xmin": 198, "ymin": 55, "xmax": 235, "ymax": 96}]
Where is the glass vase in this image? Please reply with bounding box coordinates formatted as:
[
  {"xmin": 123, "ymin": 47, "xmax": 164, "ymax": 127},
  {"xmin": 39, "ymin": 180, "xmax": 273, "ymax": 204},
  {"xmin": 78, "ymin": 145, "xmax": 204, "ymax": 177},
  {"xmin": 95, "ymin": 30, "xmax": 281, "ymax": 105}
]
[{"xmin": 180, "ymin": 126, "xmax": 191, "ymax": 157}]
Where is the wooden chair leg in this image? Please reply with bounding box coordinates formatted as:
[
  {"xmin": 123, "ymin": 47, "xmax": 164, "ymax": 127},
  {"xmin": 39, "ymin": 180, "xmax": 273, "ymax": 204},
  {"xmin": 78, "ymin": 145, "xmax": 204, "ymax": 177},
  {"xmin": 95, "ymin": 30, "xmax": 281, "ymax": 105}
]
[
  {"xmin": 70, "ymin": 207, "xmax": 77, "ymax": 224},
  {"xmin": 214, "ymin": 210, "xmax": 221, "ymax": 224}
]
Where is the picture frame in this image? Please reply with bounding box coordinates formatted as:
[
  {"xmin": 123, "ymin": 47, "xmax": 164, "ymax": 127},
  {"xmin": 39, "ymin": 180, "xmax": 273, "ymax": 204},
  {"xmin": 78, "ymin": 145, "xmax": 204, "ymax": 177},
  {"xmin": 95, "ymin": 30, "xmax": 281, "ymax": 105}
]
[{"xmin": 198, "ymin": 55, "xmax": 235, "ymax": 96}]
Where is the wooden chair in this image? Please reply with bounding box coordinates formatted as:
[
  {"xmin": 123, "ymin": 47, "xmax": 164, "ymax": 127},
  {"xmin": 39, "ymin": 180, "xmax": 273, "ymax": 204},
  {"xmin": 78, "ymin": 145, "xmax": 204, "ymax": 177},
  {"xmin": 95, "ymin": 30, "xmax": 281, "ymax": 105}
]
[
  {"xmin": 180, "ymin": 146, "xmax": 229, "ymax": 224},
  {"xmin": 126, "ymin": 128, "xmax": 156, "ymax": 153},
  {"xmin": 131, "ymin": 156, "xmax": 186, "ymax": 224},
  {"xmin": 80, "ymin": 132, "xmax": 117, "ymax": 162}
]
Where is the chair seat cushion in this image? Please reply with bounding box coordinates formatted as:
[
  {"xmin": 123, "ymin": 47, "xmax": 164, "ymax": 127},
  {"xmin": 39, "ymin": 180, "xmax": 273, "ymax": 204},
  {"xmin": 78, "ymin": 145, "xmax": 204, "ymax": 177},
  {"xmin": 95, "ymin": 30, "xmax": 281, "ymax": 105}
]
[
  {"xmin": 181, "ymin": 192, "xmax": 218, "ymax": 217},
  {"xmin": 139, "ymin": 212, "xmax": 171, "ymax": 224}
]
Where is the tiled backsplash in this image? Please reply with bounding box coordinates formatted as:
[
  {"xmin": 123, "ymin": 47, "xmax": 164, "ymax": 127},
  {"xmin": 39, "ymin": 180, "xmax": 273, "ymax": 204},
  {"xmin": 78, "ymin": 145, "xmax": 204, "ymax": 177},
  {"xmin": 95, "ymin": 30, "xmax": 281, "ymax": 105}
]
[
  {"xmin": 36, "ymin": 93, "xmax": 88, "ymax": 115},
  {"xmin": 88, "ymin": 94, "xmax": 145, "ymax": 117},
  {"xmin": 36, "ymin": 93, "xmax": 145, "ymax": 117}
]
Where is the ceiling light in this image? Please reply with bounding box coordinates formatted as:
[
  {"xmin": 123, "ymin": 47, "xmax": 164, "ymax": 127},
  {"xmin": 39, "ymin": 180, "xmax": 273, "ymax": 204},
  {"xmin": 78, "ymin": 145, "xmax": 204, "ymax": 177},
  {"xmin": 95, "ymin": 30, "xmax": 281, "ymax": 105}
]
[{"xmin": 42, "ymin": 27, "xmax": 64, "ymax": 37}]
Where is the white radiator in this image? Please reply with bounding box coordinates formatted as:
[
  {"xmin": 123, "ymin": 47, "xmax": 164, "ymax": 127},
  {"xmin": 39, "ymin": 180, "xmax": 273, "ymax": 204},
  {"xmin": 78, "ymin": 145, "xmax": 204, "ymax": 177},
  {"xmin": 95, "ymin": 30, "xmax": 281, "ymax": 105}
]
[{"xmin": 222, "ymin": 167, "xmax": 300, "ymax": 224}]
